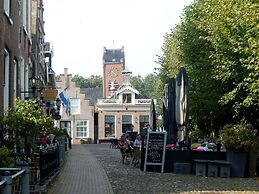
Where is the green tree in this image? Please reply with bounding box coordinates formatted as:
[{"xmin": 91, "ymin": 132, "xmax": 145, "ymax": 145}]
[
  {"xmin": 3, "ymin": 99, "xmax": 54, "ymax": 153},
  {"xmin": 72, "ymin": 74, "xmax": 102, "ymax": 88},
  {"xmin": 177, "ymin": 0, "xmax": 233, "ymax": 132},
  {"xmin": 143, "ymin": 74, "xmax": 159, "ymax": 99},
  {"xmin": 197, "ymin": 0, "xmax": 259, "ymax": 127},
  {"xmin": 130, "ymin": 74, "xmax": 159, "ymax": 99},
  {"xmin": 157, "ymin": 0, "xmax": 259, "ymax": 133},
  {"xmin": 130, "ymin": 74, "xmax": 162, "ymax": 115},
  {"xmin": 129, "ymin": 75, "xmax": 145, "ymax": 96}
]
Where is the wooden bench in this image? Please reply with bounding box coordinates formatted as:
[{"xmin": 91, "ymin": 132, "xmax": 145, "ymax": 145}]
[
  {"xmin": 212, "ymin": 160, "xmax": 230, "ymax": 178},
  {"xmin": 174, "ymin": 162, "xmax": 191, "ymax": 174},
  {"xmin": 194, "ymin": 159, "xmax": 207, "ymax": 177},
  {"xmin": 194, "ymin": 159, "xmax": 230, "ymax": 178}
]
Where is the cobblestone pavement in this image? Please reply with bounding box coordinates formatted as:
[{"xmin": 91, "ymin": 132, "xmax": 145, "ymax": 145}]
[{"xmin": 87, "ymin": 144, "xmax": 259, "ymax": 194}]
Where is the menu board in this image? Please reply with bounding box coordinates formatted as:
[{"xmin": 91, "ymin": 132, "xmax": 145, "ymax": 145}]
[{"xmin": 144, "ymin": 132, "xmax": 167, "ymax": 173}]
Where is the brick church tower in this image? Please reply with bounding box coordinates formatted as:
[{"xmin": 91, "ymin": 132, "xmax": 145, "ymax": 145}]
[{"xmin": 103, "ymin": 46, "xmax": 125, "ymax": 98}]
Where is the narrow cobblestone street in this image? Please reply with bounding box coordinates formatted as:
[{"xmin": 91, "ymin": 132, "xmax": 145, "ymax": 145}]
[
  {"xmin": 48, "ymin": 144, "xmax": 259, "ymax": 194},
  {"xmin": 48, "ymin": 145, "xmax": 113, "ymax": 194}
]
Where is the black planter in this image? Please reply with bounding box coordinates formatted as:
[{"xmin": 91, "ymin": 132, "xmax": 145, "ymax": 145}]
[{"xmin": 227, "ymin": 150, "xmax": 248, "ymax": 177}]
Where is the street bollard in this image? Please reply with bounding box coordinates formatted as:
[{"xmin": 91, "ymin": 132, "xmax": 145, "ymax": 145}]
[
  {"xmin": 21, "ymin": 166, "xmax": 30, "ymax": 194},
  {"xmin": 1, "ymin": 175, "xmax": 12, "ymax": 194}
]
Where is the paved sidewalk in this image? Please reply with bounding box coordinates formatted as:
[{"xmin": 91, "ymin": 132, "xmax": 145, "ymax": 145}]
[{"xmin": 48, "ymin": 145, "xmax": 113, "ymax": 194}]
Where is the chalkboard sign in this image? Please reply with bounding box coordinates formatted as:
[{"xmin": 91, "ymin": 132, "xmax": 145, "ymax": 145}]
[{"xmin": 144, "ymin": 132, "xmax": 167, "ymax": 173}]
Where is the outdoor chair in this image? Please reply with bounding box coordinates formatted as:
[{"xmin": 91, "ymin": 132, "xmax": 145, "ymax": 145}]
[
  {"xmin": 130, "ymin": 147, "xmax": 141, "ymax": 166},
  {"xmin": 110, "ymin": 138, "xmax": 119, "ymax": 149},
  {"xmin": 119, "ymin": 145, "xmax": 133, "ymax": 164}
]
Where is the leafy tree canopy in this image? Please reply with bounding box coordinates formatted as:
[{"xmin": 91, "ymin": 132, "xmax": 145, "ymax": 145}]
[
  {"xmin": 72, "ymin": 74, "xmax": 103, "ymax": 88},
  {"xmin": 130, "ymin": 74, "xmax": 163, "ymax": 115},
  {"xmin": 157, "ymin": 0, "xmax": 259, "ymax": 132}
]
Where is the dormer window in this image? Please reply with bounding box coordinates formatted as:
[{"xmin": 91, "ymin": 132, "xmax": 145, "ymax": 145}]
[{"xmin": 123, "ymin": 93, "xmax": 131, "ymax": 103}]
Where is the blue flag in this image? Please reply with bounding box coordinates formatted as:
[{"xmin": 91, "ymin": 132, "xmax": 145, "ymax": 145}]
[
  {"xmin": 66, "ymin": 99, "xmax": 71, "ymax": 116},
  {"xmin": 59, "ymin": 91, "xmax": 68, "ymax": 106}
]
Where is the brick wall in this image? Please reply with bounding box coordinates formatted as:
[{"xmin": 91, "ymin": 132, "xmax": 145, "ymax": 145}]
[
  {"xmin": 103, "ymin": 63, "xmax": 124, "ymax": 98},
  {"xmin": 0, "ymin": 0, "xmax": 30, "ymax": 113}
]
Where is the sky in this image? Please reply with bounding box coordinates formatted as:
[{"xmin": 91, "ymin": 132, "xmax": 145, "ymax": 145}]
[{"xmin": 43, "ymin": 0, "xmax": 193, "ymax": 78}]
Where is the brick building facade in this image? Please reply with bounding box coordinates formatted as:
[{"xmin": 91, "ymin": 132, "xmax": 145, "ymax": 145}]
[
  {"xmin": 103, "ymin": 46, "xmax": 125, "ymax": 98},
  {"xmin": 56, "ymin": 68, "xmax": 95, "ymax": 144},
  {"xmin": 0, "ymin": 0, "xmax": 30, "ymax": 113},
  {"xmin": 97, "ymin": 46, "xmax": 155, "ymax": 141},
  {"xmin": 0, "ymin": 0, "xmax": 53, "ymax": 114}
]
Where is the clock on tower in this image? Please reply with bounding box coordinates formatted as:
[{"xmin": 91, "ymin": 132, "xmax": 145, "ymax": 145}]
[{"xmin": 109, "ymin": 67, "xmax": 119, "ymax": 78}]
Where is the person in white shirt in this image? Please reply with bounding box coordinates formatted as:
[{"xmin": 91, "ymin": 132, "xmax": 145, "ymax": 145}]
[{"xmin": 133, "ymin": 134, "xmax": 142, "ymax": 149}]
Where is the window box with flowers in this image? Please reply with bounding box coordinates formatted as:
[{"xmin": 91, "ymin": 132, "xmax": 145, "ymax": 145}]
[{"xmin": 218, "ymin": 123, "xmax": 259, "ymax": 177}]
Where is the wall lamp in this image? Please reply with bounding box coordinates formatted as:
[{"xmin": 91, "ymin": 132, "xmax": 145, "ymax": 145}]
[{"xmin": 20, "ymin": 76, "xmax": 40, "ymax": 97}]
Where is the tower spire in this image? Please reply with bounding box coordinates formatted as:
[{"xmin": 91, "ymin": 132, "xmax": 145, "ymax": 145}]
[{"xmin": 113, "ymin": 40, "xmax": 115, "ymax": 49}]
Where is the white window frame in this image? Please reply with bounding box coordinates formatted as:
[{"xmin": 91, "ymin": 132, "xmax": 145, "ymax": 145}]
[
  {"xmin": 23, "ymin": 0, "xmax": 27, "ymax": 33},
  {"xmin": 13, "ymin": 59, "xmax": 17, "ymax": 106},
  {"xmin": 4, "ymin": 0, "xmax": 13, "ymax": 24},
  {"xmin": 20, "ymin": 58, "xmax": 25, "ymax": 100},
  {"xmin": 70, "ymin": 98, "xmax": 80, "ymax": 115},
  {"xmin": 76, "ymin": 120, "xmax": 88, "ymax": 138},
  {"xmin": 104, "ymin": 115, "xmax": 115, "ymax": 137},
  {"xmin": 3, "ymin": 49, "xmax": 10, "ymax": 111},
  {"xmin": 123, "ymin": 93, "xmax": 132, "ymax": 103},
  {"xmin": 4, "ymin": 0, "xmax": 10, "ymax": 16},
  {"xmin": 27, "ymin": 0, "xmax": 31, "ymax": 38}
]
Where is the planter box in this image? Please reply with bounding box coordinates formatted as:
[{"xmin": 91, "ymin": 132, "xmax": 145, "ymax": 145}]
[{"xmin": 227, "ymin": 150, "xmax": 247, "ymax": 177}]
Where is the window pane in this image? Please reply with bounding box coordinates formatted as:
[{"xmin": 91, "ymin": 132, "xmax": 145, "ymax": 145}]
[
  {"xmin": 23, "ymin": 0, "xmax": 27, "ymax": 27},
  {"xmin": 70, "ymin": 98, "xmax": 80, "ymax": 114},
  {"xmin": 105, "ymin": 115, "xmax": 115, "ymax": 122},
  {"xmin": 60, "ymin": 121, "xmax": 71, "ymax": 136},
  {"xmin": 139, "ymin": 115, "xmax": 149, "ymax": 130},
  {"xmin": 104, "ymin": 115, "xmax": 115, "ymax": 137},
  {"xmin": 140, "ymin": 115, "xmax": 149, "ymax": 122},
  {"xmin": 123, "ymin": 94, "xmax": 132, "ymax": 103},
  {"xmin": 122, "ymin": 115, "xmax": 132, "ymax": 124},
  {"xmin": 3, "ymin": 49, "xmax": 10, "ymax": 111},
  {"xmin": 4, "ymin": 0, "xmax": 10, "ymax": 14},
  {"xmin": 76, "ymin": 120, "xmax": 87, "ymax": 138}
]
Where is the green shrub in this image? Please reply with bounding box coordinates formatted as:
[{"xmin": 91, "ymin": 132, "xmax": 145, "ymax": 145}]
[{"xmin": 0, "ymin": 146, "xmax": 13, "ymax": 168}]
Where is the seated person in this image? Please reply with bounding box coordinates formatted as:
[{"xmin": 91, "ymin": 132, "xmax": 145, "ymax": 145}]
[
  {"xmin": 118, "ymin": 135, "xmax": 130, "ymax": 153},
  {"xmin": 133, "ymin": 134, "xmax": 142, "ymax": 149}
]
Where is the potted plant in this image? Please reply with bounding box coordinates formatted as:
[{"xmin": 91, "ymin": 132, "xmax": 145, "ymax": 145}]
[
  {"xmin": 218, "ymin": 123, "xmax": 258, "ymax": 151},
  {"xmin": 218, "ymin": 123, "xmax": 259, "ymax": 177}
]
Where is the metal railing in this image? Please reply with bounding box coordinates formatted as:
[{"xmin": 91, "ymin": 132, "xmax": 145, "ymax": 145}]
[
  {"xmin": 0, "ymin": 141, "xmax": 67, "ymax": 193},
  {"xmin": 39, "ymin": 146, "xmax": 59, "ymax": 185},
  {"xmin": 0, "ymin": 166, "xmax": 29, "ymax": 194}
]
